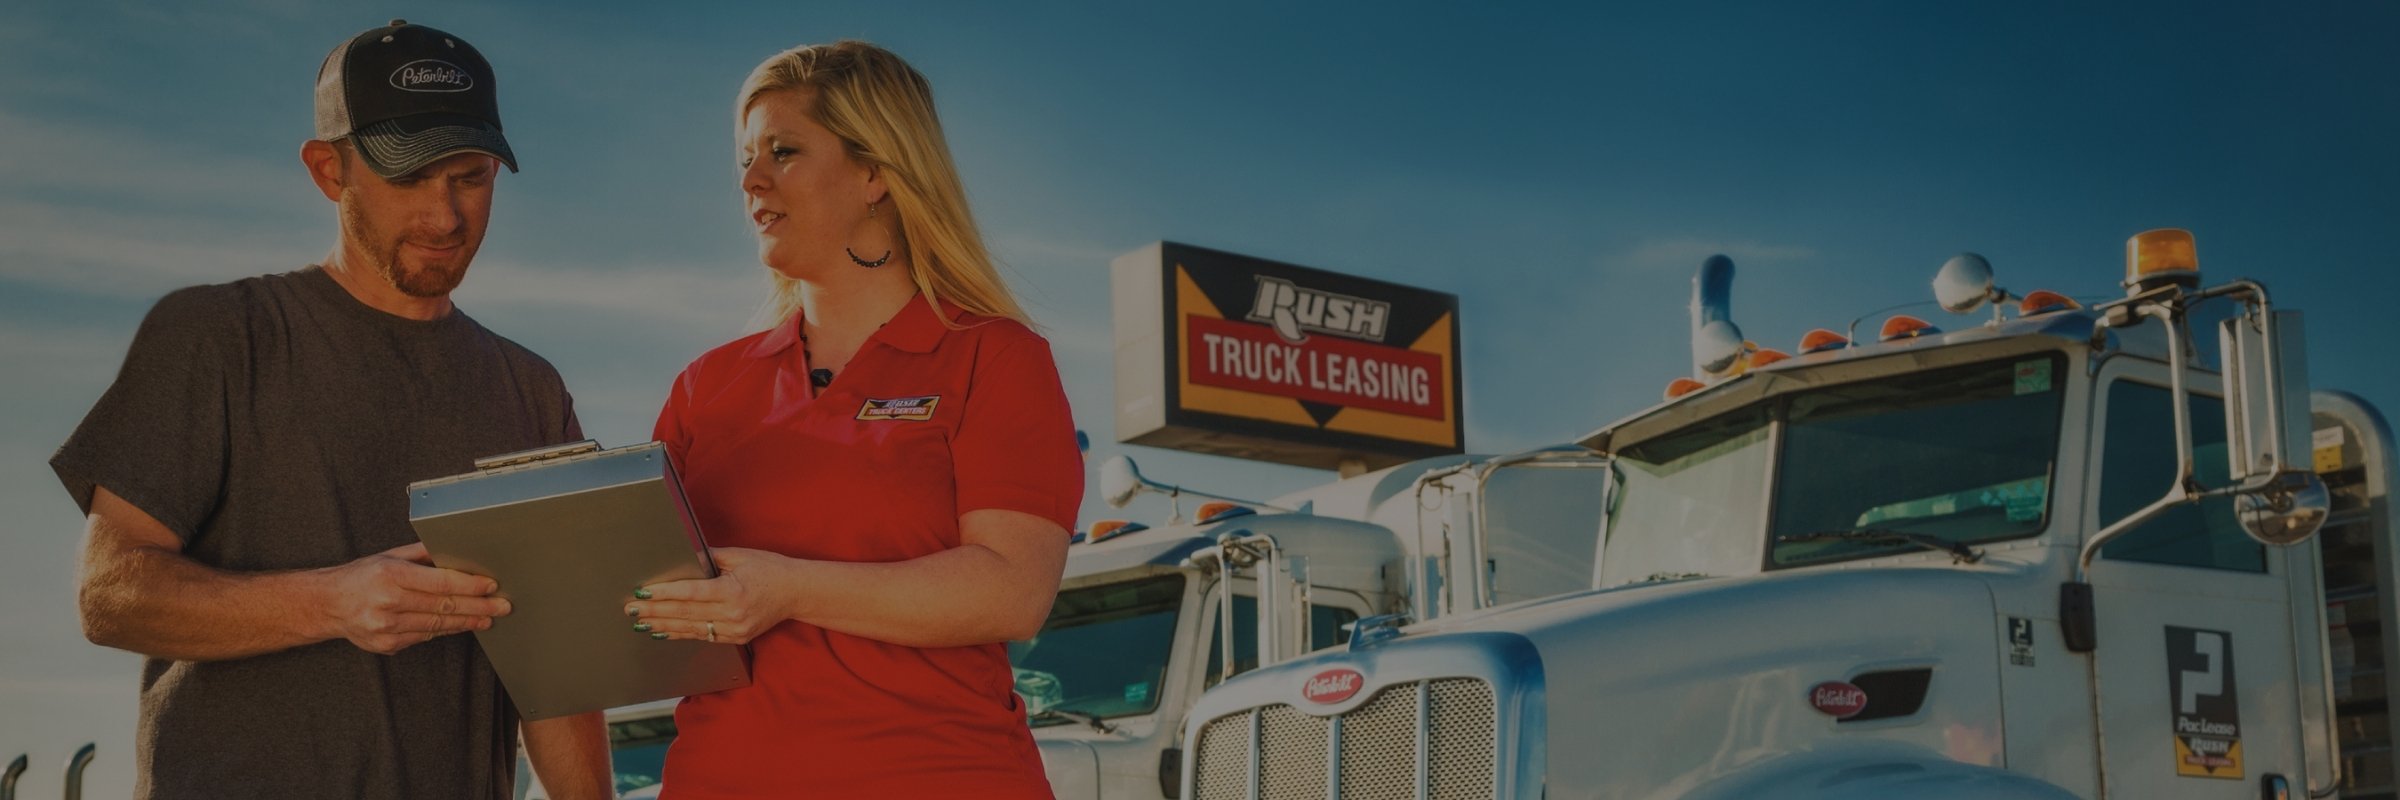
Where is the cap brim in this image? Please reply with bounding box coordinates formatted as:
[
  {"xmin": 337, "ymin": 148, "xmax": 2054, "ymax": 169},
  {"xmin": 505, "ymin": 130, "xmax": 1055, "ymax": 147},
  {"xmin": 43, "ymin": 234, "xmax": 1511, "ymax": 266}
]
[{"xmin": 351, "ymin": 114, "xmax": 519, "ymax": 178}]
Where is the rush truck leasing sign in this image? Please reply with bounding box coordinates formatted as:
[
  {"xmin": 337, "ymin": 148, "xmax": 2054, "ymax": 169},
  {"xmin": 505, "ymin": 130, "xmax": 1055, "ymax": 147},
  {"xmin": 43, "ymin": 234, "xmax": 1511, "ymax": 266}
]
[{"xmin": 1112, "ymin": 242, "xmax": 1463, "ymax": 470}]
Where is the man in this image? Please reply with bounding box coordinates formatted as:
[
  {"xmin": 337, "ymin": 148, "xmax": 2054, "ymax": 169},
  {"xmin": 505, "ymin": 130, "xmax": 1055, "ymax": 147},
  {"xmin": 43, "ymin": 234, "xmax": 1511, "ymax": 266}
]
[{"xmin": 51, "ymin": 20, "xmax": 610, "ymax": 799}]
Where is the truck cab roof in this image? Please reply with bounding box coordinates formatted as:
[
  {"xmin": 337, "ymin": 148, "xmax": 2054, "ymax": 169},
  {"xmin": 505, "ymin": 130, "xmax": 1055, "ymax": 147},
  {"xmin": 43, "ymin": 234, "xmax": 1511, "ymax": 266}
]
[
  {"xmin": 1063, "ymin": 511, "xmax": 1414, "ymax": 594},
  {"xmin": 1584, "ymin": 308, "xmax": 2114, "ymax": 457}
]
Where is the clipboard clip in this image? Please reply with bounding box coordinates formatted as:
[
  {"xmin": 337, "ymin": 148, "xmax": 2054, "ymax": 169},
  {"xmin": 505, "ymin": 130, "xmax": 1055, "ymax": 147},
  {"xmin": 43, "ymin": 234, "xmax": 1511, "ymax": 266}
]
[{"xmin": 473, "ymin": 440, "xmax": 603, "ymax": 471}]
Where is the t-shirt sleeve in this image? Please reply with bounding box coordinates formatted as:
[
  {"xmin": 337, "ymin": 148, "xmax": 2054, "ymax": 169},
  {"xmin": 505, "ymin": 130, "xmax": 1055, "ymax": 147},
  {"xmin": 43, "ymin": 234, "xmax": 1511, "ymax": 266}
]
[
  {"xmin": 49, "ymin": 286, "xmax": 241, "ymax": 543},
  {"xmin": 559, "ymin": 385, "xmax": 586, "ymax": 443},
  {"xmin": 952, "ymin": 335, "xmax": 1083, "ymax": 532}
]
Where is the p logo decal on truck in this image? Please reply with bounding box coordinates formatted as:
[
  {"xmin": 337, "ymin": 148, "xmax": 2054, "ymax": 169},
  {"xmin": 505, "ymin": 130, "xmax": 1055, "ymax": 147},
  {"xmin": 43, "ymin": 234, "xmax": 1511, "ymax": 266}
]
[{"xmin": 2165, "ymin": 626, "xmax": 2244, "ymax": 779}]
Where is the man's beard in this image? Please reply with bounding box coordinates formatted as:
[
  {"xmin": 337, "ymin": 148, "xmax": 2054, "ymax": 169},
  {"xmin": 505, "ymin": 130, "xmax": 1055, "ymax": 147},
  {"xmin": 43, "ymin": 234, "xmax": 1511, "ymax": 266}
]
[{"xmin": 340, "ymin": 190, "xmax": 471, "ymax": 298}]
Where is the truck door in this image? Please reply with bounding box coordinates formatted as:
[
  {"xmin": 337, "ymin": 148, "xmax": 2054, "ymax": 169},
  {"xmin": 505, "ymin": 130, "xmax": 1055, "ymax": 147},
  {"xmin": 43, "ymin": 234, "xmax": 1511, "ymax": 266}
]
[{"xmin": 2086, "ymin": 368, "xmax": 2308, "ymax": 797}]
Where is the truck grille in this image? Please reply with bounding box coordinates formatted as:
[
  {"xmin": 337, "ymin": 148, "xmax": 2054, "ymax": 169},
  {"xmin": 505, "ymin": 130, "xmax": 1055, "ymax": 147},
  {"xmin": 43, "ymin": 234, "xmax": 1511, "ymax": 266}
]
[{"xmin": 1192, "ymin": 678, "xmax": 1497, "ymax": 800}]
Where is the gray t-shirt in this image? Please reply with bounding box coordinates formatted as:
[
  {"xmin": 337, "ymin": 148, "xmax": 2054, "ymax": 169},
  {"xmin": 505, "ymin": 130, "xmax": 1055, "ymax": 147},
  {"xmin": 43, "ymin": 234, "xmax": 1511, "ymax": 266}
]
[{"xmin": 51, "ymin": 266, "xmax": 581, "ymax": 800}]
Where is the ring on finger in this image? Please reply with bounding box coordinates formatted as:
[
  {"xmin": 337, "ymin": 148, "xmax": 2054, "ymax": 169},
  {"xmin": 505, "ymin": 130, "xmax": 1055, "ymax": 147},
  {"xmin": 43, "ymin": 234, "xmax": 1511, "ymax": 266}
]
[{"xmin": 706, "ymin": 622, "xmax": 717, "ymax": 643}]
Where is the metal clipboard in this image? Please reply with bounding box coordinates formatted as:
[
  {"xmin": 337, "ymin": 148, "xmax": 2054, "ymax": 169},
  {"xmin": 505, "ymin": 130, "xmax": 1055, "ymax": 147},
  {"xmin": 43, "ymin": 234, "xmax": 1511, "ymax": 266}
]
[{"xmin": 407, "ymin": 440, "xmax": 750, "ymax": 720}]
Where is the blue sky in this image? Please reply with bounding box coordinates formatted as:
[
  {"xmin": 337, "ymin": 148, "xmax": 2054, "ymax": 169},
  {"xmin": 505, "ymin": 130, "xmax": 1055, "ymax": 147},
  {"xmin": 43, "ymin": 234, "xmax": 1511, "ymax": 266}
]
[{"xmin": 4, "ymin": 1, "xmax": 2396, "ymax": 794}]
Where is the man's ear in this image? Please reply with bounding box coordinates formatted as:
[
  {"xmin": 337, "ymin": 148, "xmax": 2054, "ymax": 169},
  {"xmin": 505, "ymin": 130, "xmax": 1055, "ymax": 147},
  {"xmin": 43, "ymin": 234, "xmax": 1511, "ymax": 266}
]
[{"xmin": 301, "ymin": 140, "xmax": 345, "ymax": 201}]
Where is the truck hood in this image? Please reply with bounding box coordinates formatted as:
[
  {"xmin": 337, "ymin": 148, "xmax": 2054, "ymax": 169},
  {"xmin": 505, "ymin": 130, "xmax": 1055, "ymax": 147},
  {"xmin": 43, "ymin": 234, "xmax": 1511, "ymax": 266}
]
[
  {"xmin": 1191, "ymin": 567, "xmax": 2012, "ymax": 800},
  {"xmin": 1445, "ymin": 567, "xmax": 2010, "ymax": 799}
]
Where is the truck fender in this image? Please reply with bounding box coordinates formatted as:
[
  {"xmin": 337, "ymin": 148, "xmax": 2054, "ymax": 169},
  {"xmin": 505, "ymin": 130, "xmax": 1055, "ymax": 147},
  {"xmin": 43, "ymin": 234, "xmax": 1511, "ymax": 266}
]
[{"xmin": 1677, "ymin": 743, "xmax": 2078, "ymax": 800}]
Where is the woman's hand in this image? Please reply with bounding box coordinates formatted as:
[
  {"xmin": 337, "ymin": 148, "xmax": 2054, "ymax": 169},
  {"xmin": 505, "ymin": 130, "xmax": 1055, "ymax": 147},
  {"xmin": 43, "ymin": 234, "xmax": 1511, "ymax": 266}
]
[{"xmin": 625, "ymin": 547, "xmax": 802, "ymax": 645}]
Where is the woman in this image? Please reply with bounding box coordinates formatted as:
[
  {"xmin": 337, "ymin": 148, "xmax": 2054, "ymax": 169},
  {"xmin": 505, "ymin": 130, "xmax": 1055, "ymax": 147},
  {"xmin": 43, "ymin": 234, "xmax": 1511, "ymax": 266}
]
[{"xmin": 625, "ymin": 41, "xmax": 1082, "ymax": 798}]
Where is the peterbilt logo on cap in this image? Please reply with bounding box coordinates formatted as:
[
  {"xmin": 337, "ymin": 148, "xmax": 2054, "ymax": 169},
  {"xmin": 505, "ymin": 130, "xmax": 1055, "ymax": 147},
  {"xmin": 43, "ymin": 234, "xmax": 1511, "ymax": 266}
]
[
  {"xmin": 390, "ymin": 59, "xmax": 474, "ymax": 92},
  {"xmin": 1302, "ymin": 668, "xmax": 1365, "ymax": 704},
  {"xmin": 1809, "ymin": 681, "xmax": 1869, "ymax": 719}
]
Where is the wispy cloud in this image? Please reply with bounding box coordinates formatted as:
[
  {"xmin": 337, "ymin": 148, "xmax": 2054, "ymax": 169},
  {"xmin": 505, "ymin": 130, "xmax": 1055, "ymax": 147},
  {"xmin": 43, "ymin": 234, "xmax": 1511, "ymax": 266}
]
[
  {"xmin": 0, "ymin": 111, "xmax": 316, "ymax": 216},
  {"xmin": 461, "ymin": 259, "xmax": 762, "ymax": 329},
  {"xmin": 992, "ymin": 236, "xmax": 1128, "ymax": 275},
  {"xmin": 0, "ymin": 107, "xmax": 332, "ymax": 301},
  {"xmin": 0, "ymin": 198, "xmax": 322, "ymax": 299},
  {"xmin": 967, "ymin": 234, "xmax": 1119, "ymax": 359},
  {"xmin": 1611, "ymin": 236, "xmax": 1819, "ymax": 274},
  {"xmin": 0, "ymin": 316, "xmax": 127, "ymax": 394},
  {"xmin": 0, "ymin": 14, "xmax": 109, "ymax": 105},
  {"xmin": 0, "ymin": 106, "xmax": 763, "ymax": 331},
  {"xmin": 0, "ymin": 209, "xmax": 764, "ymax": 340}
]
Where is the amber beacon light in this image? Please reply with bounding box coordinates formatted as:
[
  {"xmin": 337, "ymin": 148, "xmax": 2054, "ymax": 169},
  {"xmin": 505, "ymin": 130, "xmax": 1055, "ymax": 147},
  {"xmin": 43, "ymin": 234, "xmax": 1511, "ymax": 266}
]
[{"xmin": 2124, "ymin": 228, "xmax": 2199, "ymax": 293}]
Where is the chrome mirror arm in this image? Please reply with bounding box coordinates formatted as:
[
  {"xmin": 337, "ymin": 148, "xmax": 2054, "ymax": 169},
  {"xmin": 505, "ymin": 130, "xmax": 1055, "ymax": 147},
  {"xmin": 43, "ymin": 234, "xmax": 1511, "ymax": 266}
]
[{"xmin": 2078, "ymin": 300, "xmax": 2199, "ymax": 581}]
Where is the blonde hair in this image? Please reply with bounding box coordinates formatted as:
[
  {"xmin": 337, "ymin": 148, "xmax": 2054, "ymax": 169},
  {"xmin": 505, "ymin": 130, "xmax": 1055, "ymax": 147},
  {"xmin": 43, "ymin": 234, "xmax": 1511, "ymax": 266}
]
[{"xmin": 737, "ymin": 40, "xmax": 1027, "ymax": 330}]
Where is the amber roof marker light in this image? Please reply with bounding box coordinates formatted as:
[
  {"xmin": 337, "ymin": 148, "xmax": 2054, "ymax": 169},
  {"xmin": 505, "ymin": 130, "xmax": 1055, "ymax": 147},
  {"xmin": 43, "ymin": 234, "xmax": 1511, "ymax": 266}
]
[{"xmin": 1878, "ymin": 314, "xmax": 1942, "ymax": 342}]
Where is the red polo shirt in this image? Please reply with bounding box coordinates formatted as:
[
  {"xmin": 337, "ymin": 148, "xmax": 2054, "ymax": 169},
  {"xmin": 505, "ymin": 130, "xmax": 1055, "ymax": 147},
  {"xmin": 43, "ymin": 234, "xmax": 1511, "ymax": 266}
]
[{"xmin": 652, "ymin": 296, "xmax": 1081, "ymax": 799}]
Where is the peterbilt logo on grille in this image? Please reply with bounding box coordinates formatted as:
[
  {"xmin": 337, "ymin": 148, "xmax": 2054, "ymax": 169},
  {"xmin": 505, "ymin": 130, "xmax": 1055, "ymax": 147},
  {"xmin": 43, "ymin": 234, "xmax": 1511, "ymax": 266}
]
[
  {"xmin": 391, "ymin": 59, "xmax": 474, "ymax": 92},
  {"xmin": 1247, "ymin": 276, "xmax": 1391, "ymax": 344},
  {"xmin": 1302, "ymin": 669, "xmax": 1365, "ymax": 704},
  {"xmin": 1809, "ymin": 681, "xmax": 1869, "ymax": 719}
]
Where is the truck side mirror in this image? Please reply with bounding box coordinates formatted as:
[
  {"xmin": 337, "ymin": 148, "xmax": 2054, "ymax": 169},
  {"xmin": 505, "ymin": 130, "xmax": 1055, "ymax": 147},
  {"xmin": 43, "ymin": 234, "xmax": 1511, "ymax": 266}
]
[{"xmin": 2218, "ymin": 308, "xmax": 2329, "ymax": 545}]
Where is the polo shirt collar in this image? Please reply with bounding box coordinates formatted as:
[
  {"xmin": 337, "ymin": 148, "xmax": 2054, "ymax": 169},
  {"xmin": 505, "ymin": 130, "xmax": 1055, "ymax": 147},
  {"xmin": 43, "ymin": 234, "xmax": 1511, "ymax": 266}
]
[
  {"xmin": 742, "ymin": 294, "xmax": 966, "ymax": 359},
  {"xmin": 875, "ymin": 294, "xmax": 969, "ymax": 354}
]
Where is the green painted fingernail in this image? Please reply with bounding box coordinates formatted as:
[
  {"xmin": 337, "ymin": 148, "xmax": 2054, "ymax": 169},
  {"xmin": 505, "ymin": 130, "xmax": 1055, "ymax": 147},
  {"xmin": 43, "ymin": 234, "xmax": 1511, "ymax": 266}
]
[
  {"xmin": 625, "ymin": 605, "xmax": 641, "ymax": 617},
  {"xmin": 633, "ymin": 623, "xmax": 652, "ymax": 632},
  {"xmin": 633, "ymin": 588, "xmax": 653, "ymax": 600},
  {"xmin": 650, "ymin": 632, "xmax": 668, "ymax": 640}
]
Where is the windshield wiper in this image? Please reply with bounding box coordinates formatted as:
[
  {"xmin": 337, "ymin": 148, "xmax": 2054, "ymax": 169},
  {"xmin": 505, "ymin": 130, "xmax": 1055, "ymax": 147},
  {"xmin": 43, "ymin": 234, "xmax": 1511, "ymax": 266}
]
[
  {"xmin": 1028, "ymin": 708, "xmax": 1118, "ymax": 734},
  {"xmin": 1775, "ymin": 528, "xmax": 1984, "ymax": 564}
]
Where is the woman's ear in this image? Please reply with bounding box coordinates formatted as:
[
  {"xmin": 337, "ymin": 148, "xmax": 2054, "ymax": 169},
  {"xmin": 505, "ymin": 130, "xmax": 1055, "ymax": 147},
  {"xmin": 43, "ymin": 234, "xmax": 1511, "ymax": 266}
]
[{"xmin": 862, "ymin": 163, "xmax": 890, "ymax": 207}]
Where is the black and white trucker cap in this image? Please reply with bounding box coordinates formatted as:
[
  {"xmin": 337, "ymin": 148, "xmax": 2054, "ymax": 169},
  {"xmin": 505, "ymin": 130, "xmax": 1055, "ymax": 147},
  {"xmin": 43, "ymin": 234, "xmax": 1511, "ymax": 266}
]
[{"xmin": 314, "ymin": 19, "xmax": 518, "ymax": 178}]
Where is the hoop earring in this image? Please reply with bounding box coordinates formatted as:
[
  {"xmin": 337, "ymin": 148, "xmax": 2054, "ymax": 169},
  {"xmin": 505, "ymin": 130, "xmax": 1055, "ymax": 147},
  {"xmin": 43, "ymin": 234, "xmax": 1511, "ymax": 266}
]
[{"xmin": 846, "ymin": 201, "xmax": 892, "ymax": 269}]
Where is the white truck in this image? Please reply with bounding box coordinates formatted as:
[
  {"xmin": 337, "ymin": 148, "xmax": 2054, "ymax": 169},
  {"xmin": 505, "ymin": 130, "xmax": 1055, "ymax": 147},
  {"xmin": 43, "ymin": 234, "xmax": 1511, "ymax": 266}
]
[
  {"xmin": 1179, "ymin": 230, "xmax": 2399, "ymax": 799},
  {"xmin": 522, "ymin": 441, "xmax": 1616, "ymax": 799},
  {"xmin": 1023, "ymin": 444, "xmax": 1617, "ymax": 799}
]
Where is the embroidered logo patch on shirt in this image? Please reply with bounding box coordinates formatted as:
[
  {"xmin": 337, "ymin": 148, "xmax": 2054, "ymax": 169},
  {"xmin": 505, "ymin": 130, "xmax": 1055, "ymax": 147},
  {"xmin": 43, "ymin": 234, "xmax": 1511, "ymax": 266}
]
[{"xmin": 857, "ymin": 395, "xmax": 941, "ymax": 421}]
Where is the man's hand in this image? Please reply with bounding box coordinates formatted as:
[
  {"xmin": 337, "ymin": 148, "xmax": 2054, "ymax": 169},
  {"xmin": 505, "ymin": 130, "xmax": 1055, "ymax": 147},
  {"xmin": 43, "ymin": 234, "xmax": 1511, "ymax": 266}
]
[
  {"xmin": 78, "ymin": 486, "xmax": 513, "ymax": 662},
  {"xmin": 318, "ymin": 542, "xmax": 511, "ymax": 655}
]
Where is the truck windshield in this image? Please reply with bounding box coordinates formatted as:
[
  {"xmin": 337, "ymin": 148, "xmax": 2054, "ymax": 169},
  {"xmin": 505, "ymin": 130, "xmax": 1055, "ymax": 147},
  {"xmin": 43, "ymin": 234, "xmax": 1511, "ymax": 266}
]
[
  {"xmin": 1767, "ymin": 354, "xmax": 2066, "ymax": 567},
  {"xmin": 1599, "ymin": 353, "xmax": 2070, "ymax": 583},
  {"xmin": 1011, "ymin": 573, "xmax": 1183, "ymax": 725},
  {"xmin": 1600, "ymin": 405, "xmax": 1774, "ymax": 587},
  {"xmin": 1483, "ymin": 463, "xmax": 1611, "ymax": 604}
]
